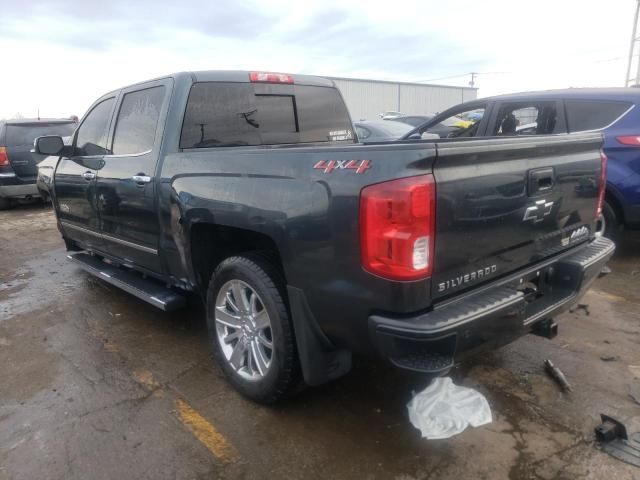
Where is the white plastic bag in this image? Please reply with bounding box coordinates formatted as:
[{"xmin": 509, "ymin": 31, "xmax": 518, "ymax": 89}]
[{"xmin": 407, "ymin": 377, "xmax": 492, "ymax": 439}]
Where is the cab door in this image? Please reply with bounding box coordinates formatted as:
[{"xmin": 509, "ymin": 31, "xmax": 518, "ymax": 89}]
[
  {"xmin": 94, "ymin": 80, "xmax": 170, "ymax": 274},
  {"xmin": 54, "ymin": 95, "xmax": 116, "ymax": 252}
]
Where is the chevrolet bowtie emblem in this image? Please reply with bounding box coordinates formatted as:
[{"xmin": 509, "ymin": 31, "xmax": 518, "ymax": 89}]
[{"xmin": 523, "ymin": 199, "xmax": 554, "ymax": 223}]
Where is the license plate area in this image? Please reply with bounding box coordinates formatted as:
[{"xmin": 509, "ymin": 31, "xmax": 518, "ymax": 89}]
[{"xmin": 508, "ymin": 264, "xmax": 578, "ymax": 325}]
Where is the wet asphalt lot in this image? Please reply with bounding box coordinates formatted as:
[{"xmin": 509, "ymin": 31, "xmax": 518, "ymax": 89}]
[{"xmin": 1, "ymin": 204, "xmax": 639, "ymax": 480}]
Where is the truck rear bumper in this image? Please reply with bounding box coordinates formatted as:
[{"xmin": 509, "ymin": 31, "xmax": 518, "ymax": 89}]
[{"xmin": 369, "ymin": 237, "xmax": 615, "ymax": 374}]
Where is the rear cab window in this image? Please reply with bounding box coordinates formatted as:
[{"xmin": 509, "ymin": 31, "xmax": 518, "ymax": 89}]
[
  {"xmin": 6, "ymin": 123, "xmax": 75, "ymax": 146},
  {"xmin": 179, "ymin": 82, "xmax": 354, "ymax": 149},
  {"xmin": 565, "ymin": 100, "xmax": 633, "ymax": 132}
]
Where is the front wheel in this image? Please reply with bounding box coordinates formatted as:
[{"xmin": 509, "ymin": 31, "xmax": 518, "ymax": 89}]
[
  {"xmin": 206, "ymin": 255, "xmax": 299, "ymax": 403},
  {"xmin": 600, "ymin": 200, "xmax": 622, "ymax": 242}
]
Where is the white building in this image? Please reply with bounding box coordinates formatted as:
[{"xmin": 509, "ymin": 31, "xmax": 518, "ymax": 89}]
[{"xmin": 328, "ymin": 76, "xmax": 477, "ymax": 121}]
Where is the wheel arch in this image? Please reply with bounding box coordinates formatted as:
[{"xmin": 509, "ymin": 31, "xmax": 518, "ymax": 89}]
[{"xmin": 189, "ymin": 222, "xmax": 287, "ymax": 298}]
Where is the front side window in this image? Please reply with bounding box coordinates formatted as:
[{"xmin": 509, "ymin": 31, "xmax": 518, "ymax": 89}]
[
  {"xmin": 566, "ymin": 100, "xmax": 632, "ymax": 132},
  {"xmin": 493, "ymin": 102, "xmax": 558, "ymax": 136},
  {"xmin": 112, "ymin": 86, "xmax": 165, "ymax": 155},
  {"xmin": 75, "ymin": 98, "xmax": 115, "ymax": 156},
  {"xmin": 179, "ymin": 82, "xmax": 354, "ymax": 149}
]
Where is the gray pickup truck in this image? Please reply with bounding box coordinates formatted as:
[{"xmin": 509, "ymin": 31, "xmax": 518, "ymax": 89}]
[{"xmin": 35, "ymin": 71, "xmax": 614, "ymax": 402}]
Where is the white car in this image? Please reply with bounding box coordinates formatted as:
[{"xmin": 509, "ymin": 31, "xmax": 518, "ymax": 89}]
[{"xmin": 378, "ymin": 111, "xmax": 403, "ymax": 120}]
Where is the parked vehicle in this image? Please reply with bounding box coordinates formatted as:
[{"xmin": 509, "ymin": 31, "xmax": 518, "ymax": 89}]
[
  {"xmin": 403, "ymin": 88, "xmax": 640, "ymax": 240},
  {"xmin": 378, "ymin": 111, "xmax": 403, "ymax": 120},
  {"xmin": 354, "ymin": 120, "xmax": 414, "ymax": 141},
  {"xmin": 399, "ymin": 114, "xmax": 476, "ymax": 138},
  {"xmin": 0, "ymin": 119, "xmax": 76, "ymax": 209},
  {"xmin": 393, "ymin": 115, "xmax": 433, "ymax": 127},
  {"xmin": 36, "ymin": 136, "xmax": 71, "ymax": 202},
  {"xmin": 37, "ymin": 71, "xmax": 613, "ymax": 403}
]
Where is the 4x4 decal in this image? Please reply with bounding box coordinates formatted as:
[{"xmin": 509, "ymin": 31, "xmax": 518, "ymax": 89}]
[{"xmin": 313, "ymin": 159, "xmax": 371, "ymax": 174}]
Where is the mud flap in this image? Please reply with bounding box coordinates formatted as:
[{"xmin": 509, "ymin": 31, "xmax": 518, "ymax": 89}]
[{"xmin": 286, "ymin": 286, "xmax": 352, "ymax": 386}]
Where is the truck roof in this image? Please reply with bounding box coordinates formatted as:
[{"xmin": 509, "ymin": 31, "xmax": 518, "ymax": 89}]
[
  {"xmin": 110, "ymin": 70, "xmax": 336, "ymax": 93},
  {"xmin": 190, "ymin": 70, "xmax": 335, "ymax": 88}
]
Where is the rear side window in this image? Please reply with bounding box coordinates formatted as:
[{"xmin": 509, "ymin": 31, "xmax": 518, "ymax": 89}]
[
  {"xmin": 76, "ymin": 98, "xmax": 115, "ymax": 156},
  {"xmin": 566, "ymin": 100, "xmax": 632, "ymax": 132},
  {"xmin": 6, "ymin": 123, "xmax": 75, "ymax": 146},
  {"xmin": 179, "ymin": 82, "xmax": 353, "ymax": 148},
  {"xmin": 112, "ymin": 86, "xmax": 165, "ymax": 155}
]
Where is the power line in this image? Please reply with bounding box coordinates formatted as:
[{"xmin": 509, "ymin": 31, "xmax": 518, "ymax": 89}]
[
  {"xmin": 412, "ymin": 73, "xmax": 470, "ymax": 83},
  {"xmin": 413, "ymin": 71, "xmax": 508, "ymax": 86}
]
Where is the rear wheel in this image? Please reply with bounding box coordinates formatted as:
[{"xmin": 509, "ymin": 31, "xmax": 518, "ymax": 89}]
[{"xmin": 206, "ymin": 255, "xmax": 299, "ymax": 403}]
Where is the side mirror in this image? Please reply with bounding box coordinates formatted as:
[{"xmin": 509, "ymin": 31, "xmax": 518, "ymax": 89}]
[{"xmin": 35, "ymin": 136, "xmax": 64, "ymax": 155}]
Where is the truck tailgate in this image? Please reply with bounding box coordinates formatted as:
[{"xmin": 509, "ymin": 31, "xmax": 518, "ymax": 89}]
[{"xmin": 431, "ymin": 133, "xmax": 603, "ymax": 300}]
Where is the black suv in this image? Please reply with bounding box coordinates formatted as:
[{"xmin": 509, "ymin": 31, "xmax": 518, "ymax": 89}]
[{"xmin": 0, "ymin": 119, "xmax": 76, "ymax": 209}]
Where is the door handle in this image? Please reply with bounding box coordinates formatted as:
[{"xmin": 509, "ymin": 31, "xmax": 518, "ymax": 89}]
[
  {"xmin": 82, "ymin": 171, "xmax": 96, "ymax": 181},
  {"xmin": 131, "ymin": 175, "xmax": 151, "ymax": 184}
]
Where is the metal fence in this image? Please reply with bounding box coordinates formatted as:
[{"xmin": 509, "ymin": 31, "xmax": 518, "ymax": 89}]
[{"xmin": 328, "ymin": 76, "xmax": 478, "ymax": 121}]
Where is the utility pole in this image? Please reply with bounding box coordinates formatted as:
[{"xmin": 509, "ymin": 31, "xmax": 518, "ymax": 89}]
[
  {"xmin": 626, "ymin": 0, "xmax": 640, "ymax": 86},
  {"xmin": 469, "ymin": 72, "xmax": 477, "ymax": 88}
]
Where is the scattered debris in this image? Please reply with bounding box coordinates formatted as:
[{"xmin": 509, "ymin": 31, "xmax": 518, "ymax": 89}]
[
  {"xmin": 569, "ymin": 303, "xmax": 590, "ymax": 315},
  {"xmin": 629, "ymin": 365, "xmax": 640, "ymax": 379},
  {"xmin": 544, "ymin": 359, "xmax": 573, "ymax": 392},
  {"xmin": 595, "ymin": 414, "xmax": 640, "ymax": 467},
  {"xmin": 599, "ymin": 265, "xmax": 612, "ymax": 277},
  {"xmin": 600, "ymin": 355, "xmax": 619, "ymax": 362},
  {"xmin": 407, "ymin": 377, "xmax": 492, "ymax": 440}
]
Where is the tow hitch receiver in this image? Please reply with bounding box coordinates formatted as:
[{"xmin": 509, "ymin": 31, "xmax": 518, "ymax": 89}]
[{"xmin": 531, "ymin": 319, "xmax": 558, "ymax": 339}]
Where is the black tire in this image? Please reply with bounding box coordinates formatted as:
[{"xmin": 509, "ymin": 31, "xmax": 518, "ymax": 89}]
[
  {"xmin": 0, "ymin": 197, "xmax": 10, "ymax": 210},
  {"xmin": 601, "ymin": 200, "xmax": 622, "ymax": 242},
  {"xmin": 206, "ymin": 254, "xmax": 299, "ymax": 403}
]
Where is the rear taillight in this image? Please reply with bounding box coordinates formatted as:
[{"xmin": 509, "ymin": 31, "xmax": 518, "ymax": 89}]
[
  {"xmin": 616, "ymin": 135, "xmax": 640, "ymax": 146},
  {"xmin": 360, "ymin": 175, "xmax": 436, "ymax": 281},
  {"xmin": 595, "ymin": 150, "xmax": 607, "ymax": 219},
  {"xmin": 249, "ymin": 71, "xmax": 294, "ymax": 84},
  {"xmin": 0, "ymin": 147, "xmax": 8, "ymax": 167}
]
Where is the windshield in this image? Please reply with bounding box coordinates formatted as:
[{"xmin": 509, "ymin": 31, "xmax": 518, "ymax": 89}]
[
  {"xmin": 440, "ymin": 116, "xmax": 465, "ymax": 127},
  {"xmin": 6, "ymin": 123, "xmax": 76, "ymax": 146},
  {"xmin": 376, "ymin": 121, "xmax": 413, "ymax": 136}
]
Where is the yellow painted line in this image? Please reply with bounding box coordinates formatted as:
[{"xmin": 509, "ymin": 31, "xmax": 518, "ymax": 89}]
[
  {"xmin": 589, "ymin": 289, "xmax": 627, "ymax": 303},
  {"xmin": 175, "ymin": 399, "xmax": 239, "ymax": 463}
]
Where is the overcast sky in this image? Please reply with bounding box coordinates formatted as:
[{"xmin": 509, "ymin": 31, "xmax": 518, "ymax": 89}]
[{"xmin": 0, "ymin": 0, "xmax": 635, "ymax": 119}]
